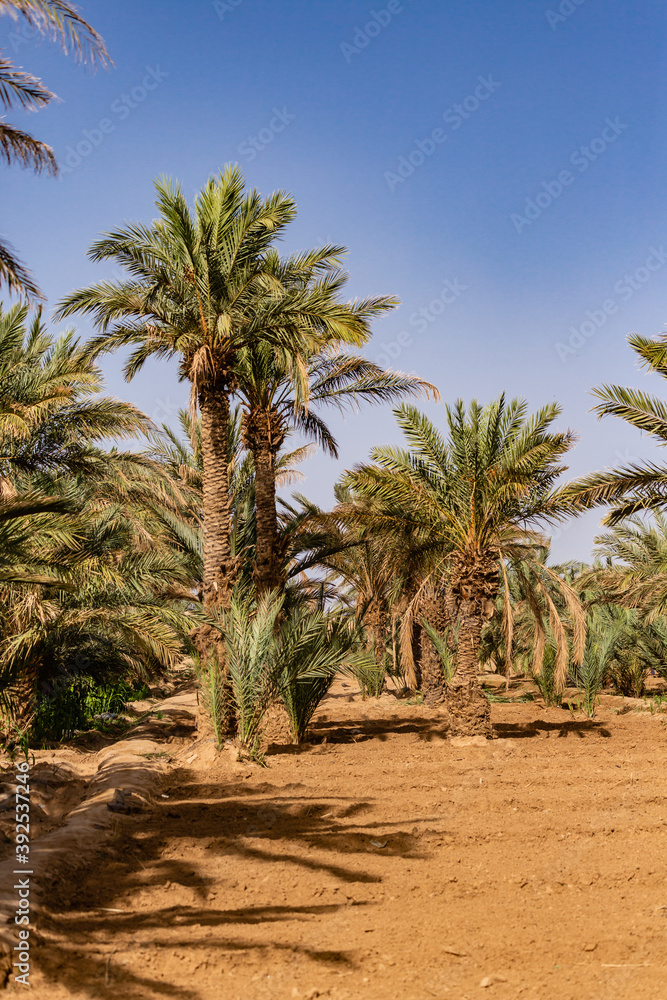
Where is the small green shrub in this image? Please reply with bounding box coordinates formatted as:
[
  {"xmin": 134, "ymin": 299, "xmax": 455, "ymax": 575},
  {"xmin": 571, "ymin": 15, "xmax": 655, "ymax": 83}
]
[
  {"xmin": 607, "ymin": 656, "xmax": 648, "ymax": 699},
  {"xmin": 532, "ymin": 644, "xmax": 563, "ymax": 707},
  {"xmin": 569, "ymin": 656, "xmax": 606, "ymax": 718},
  {"xmin": 29, "ymin": 677, "xmax": 150, "ymax": 745},
  {"xmin": 201, "ymin": 590, "xmax": 376, "ymax": 748},
  {"xmin": 420, "ymin": 618, "xmax": 457, "ymax": 681},
  {"xmin": 351, "ymin": 656, "xmax": 386, "ymax": 699},
  {"xmin": 278, "ymin": 605, "xmax": 374, "ymax": 741}
]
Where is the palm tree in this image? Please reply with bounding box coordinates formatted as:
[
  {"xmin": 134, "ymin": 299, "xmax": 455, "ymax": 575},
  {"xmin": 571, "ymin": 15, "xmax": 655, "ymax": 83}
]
[
  {"xmin": 0, "ymin": 0, "xmax": 109, "ymax": 297},
  {"xmin": 580, "ymin": 513, "xmax": 667, "ymax": 619},
  {"xmin": 0, "ymin": 303, "xmax": 151, "ymax": 486},
  {"xmin": 55, "ymin": 168, "xmax": 396, "ymax": 612},
  {"xmin": 0, "ymin": 304, "xmax": 196, "ymax": 727},
  {"xmin": 0, "ymin": 471, "xmax": 196, "ymax": 728},
  {"xmin": 345, "ymin": 397, "xmax": 584, "ymax": 736},
  {"xmin": 479, "ymin": 550, "xmax": 586, "ymax": 699},
  {"xmin": 563, "ymin": 332, "xmax": 667, "ymax": 522},
  {"xmin": 234, "ymin": 341, "xmax": 438, "ymax": 593}
]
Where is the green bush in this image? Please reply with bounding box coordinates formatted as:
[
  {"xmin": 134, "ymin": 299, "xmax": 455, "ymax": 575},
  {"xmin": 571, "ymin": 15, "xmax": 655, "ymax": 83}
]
[
  {"xmin": 532, "ymin": 644, "xmax": 563, "ymax": 707},
  {"xmin": 29, "ymin": 676, "xmax": 150, "ymax": 745}
]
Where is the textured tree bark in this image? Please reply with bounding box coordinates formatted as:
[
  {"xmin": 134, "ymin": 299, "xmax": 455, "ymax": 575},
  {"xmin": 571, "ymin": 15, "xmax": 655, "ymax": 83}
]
[
  {"xmin": 199, "ymin": 388, "xmax": 236, "ymax": 608},
  {"xmin": 447, "ymin": 598, "xmax": 492, "ymax": 737},
  {"xmin": 196, "ymin": 387, "xmax": 237, "ymax": 737},
  {"xmin": 364, "ymin": 597, "xmax": 387, "ymax": 662},
  {"xmin": 8, "ymin": 661, "xmax": 40, "ymax": 734},
  {"xmin": 418, "ymin": 586, "xmax": 449, "ymax": 706},
  {"xmin": 446, "ymin": 549, "xmax": 498, "ymax": 738},
  {"xmin": 243, "ymin": 406, "xmax": 285, "ymax": 595}
]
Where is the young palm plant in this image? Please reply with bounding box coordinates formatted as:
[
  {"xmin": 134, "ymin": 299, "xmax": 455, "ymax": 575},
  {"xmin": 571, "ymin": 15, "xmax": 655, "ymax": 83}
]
[{"xmin": 200, "ymin": 587, "xmax": 375, "ymax": 749}]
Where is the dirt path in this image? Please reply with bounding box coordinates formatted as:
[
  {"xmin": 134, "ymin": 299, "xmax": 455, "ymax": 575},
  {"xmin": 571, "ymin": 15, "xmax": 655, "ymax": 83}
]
[{"xmin": 7, "ymin": 682, "xmax": 667, "ymax": 1000}]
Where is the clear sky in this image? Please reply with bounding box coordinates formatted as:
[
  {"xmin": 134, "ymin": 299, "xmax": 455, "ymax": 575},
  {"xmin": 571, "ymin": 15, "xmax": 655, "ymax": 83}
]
[{"xmin": 2, "ymin": 0, "xmax": 666, "ymax": 561}]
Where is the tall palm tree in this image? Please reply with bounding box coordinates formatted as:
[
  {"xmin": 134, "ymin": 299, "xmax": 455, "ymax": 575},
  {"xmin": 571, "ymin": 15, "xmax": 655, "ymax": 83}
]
[
  {"xmin": 563, "ymin": 332, "xmax": 667, "ymax": 522},
  {"xmin": 0, "ymin": 0, "xmax": 109, "ymax": 297},
  {"xmin": 55, "ymin": 168, "xmax": 396, "ymax": 612},
  {"xmin": 234, "ymin": 341, "xmax": 438, "ymax": 593},
  {"xmin": 345, "ymin": 397, "xmax": 584, "ymax": 736}
]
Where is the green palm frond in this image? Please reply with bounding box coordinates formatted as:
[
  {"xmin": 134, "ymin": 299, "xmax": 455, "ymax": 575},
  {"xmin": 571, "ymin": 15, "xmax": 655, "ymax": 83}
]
[{"xmin": 591, "ymin": 384, "xmax": 667, "ymax": 441}]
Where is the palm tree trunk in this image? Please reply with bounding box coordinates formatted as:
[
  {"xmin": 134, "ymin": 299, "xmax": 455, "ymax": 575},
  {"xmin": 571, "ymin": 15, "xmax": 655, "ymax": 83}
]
[
  {"xmin": 196, "ymin": 389, "xmax": 237, "ymax": 737},
  {"xmin": 244, "ymin": 407, "xmax": 285, "ymax": 595},
  {"xmin": 446, "ymin": 550, "xmax": 497, "ymax": 737},
  {"xmin": 419, "ymin": 586, "xmax": 448, "ymax": 705},
  {"xmin": 365, "ymin": 598, "xmax": 387, "ymax": 662},
  {"xmin": 251, "ymin": 434, "xmax": 282, "ymax": 594},
  {"xmin": 199, "ymin": 390, "xmax": 236, "ymax": 608},
  {"xmin": 447, "ymin": 598, "xmax": 492, "ymax": 736}
]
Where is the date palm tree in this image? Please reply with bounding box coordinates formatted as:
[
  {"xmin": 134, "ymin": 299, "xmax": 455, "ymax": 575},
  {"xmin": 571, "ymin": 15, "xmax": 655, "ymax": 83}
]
[
  {"xmin": 55, "ymin": 168, "xmax": 396, "ymax": 612},
  {"xmin": 0, "ymin": 0, "xmax": 109, "ymax": 297},
  {"xmin": 345, "ymin": 397, "xmax": 584, "ymax": 736},
  {"xmin": 563, "ymin": 332, "xmax": 667, "ymax": 522},
  {"xmin": 581, "ymin": 513, "xmax": 667, "ymax": 622},
  {"xmin": 0, "ymin": 305, "xmax": 198, "ymax": 727}
]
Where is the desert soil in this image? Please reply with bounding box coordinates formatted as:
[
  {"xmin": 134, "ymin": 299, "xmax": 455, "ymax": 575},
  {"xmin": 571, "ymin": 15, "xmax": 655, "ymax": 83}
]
[{"xmin": 3, "ymin": 678, "xmax": 667, "ymax": 1000}]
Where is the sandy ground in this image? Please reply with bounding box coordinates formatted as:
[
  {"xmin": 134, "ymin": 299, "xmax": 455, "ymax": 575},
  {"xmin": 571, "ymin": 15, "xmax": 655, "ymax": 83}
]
[{"xmin": 3, "ymin": 678, "xmax": 667, "ymax": 1000}]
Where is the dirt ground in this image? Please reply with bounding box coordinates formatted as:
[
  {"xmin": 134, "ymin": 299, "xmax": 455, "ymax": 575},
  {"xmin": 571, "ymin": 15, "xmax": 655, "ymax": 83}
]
[{"xmin": 4, "ymin": 678, "xmax": 667, "ymax": 1000}]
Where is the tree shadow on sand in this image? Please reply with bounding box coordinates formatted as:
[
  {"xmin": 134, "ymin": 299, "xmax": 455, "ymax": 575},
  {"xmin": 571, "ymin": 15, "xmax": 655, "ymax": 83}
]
[
  {"xmin": 493, "ymin": 719, "xmax": 612, "ymax": 739},
  {"xmin": 34, "ymin": 764, "xmax": 441, "ymax": 999}
]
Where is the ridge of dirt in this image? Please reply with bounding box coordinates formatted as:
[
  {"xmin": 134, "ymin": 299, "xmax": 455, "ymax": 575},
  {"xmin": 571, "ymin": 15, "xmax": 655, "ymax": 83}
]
[{"xmin": 4, "ymin": 680, "xmax": 667, "ymax": 999}]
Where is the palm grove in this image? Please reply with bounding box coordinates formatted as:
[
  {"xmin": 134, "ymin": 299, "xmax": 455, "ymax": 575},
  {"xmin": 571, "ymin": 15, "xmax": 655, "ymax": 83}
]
[{"xmin": 4, "ymin": 2, "xmax": 667, "ymax": 748}]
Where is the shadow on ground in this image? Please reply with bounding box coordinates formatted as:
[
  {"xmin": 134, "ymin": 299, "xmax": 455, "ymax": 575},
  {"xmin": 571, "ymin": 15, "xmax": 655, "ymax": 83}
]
[
  {"xmin": 34, "ymin": 754, "xmax": 436, "ymax": 1000},
  {"xmin": 494, "ymin": 719, "xmax": 612, "ymax": 739}
]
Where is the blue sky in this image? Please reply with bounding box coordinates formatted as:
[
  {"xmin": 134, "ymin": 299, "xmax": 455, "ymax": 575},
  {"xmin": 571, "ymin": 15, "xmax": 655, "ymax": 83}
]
[{"xmin": 2, "ymin": 0, "xmax": 666, "ymax": 560}]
